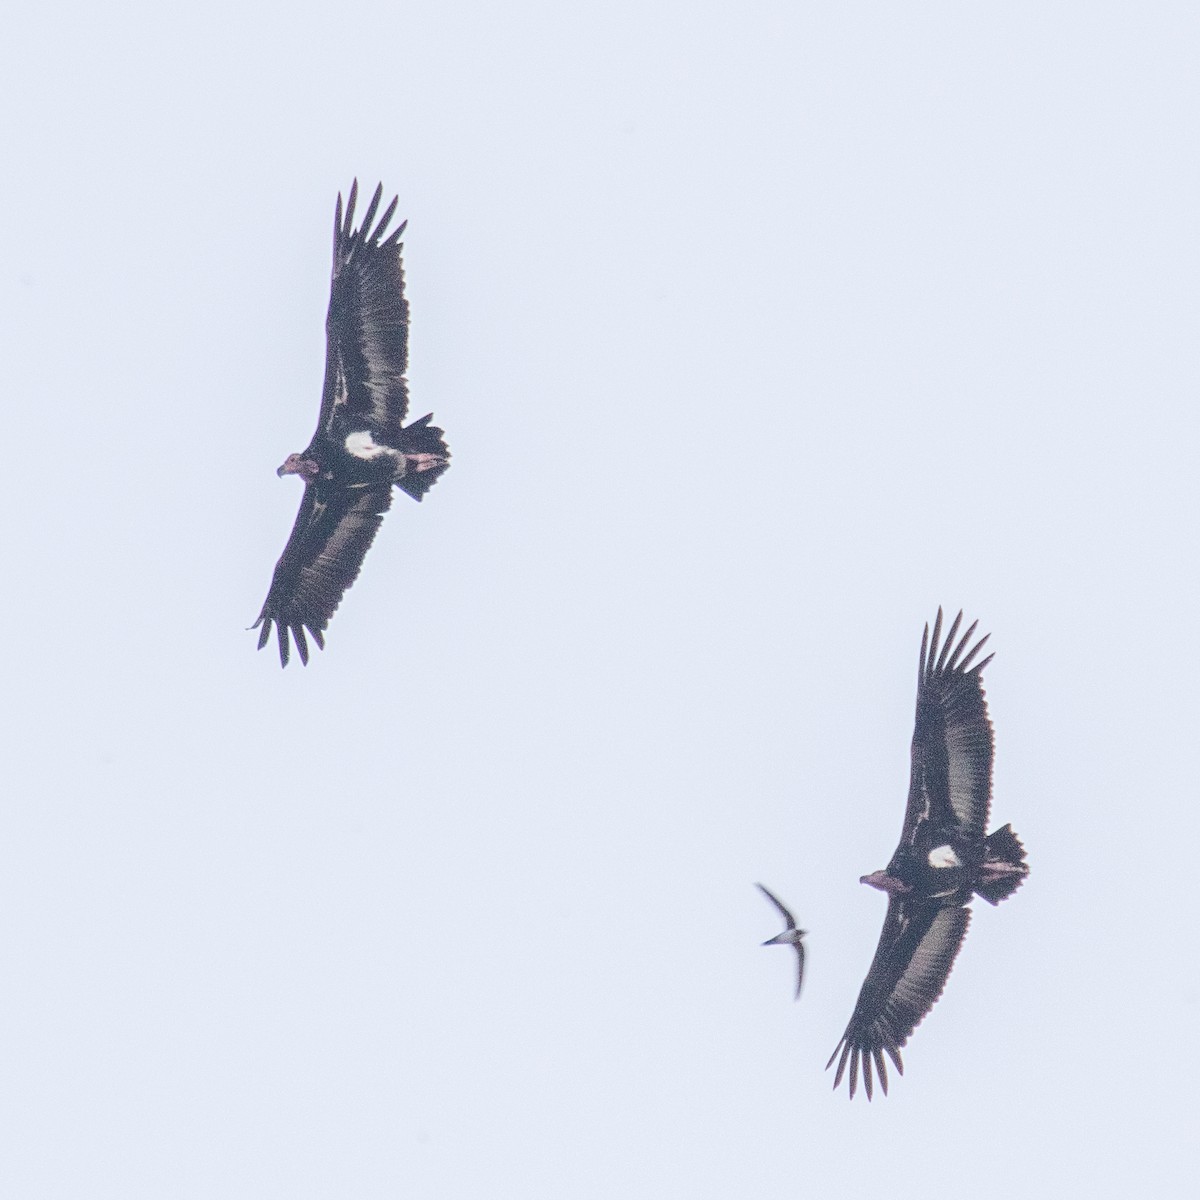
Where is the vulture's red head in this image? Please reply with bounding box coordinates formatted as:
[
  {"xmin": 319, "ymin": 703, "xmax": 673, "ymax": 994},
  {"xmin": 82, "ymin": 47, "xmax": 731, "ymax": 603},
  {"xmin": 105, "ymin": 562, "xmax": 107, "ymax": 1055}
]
[
  {"xmin": 277, "ymin": 454, "xmax": 319, "ymax": 482},
  {"xmin": 860, "ymin": 870, "xmax": 911, "ymax": 896}
]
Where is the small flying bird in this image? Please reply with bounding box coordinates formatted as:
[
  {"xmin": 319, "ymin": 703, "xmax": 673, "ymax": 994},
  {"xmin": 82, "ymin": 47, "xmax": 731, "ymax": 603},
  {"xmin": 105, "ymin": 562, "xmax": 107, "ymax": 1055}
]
[
  {"xmin": 253, "ymin": 181, "xmax": 450, "ymax": 666},
  {"xmin": 827, "ymin": 609, "xmax": 1029, "ymax": 1100},
  {"xmin": 756, "ymin": 882, "xmax": 807, "ymax": 999}
]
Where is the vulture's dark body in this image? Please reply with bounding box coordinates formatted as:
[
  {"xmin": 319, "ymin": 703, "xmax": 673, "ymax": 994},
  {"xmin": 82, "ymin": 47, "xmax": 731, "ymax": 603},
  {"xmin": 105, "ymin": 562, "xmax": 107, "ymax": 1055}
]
[
  {"xmin": 254, "ymin": 181, "xmax": 449, "ymax": 667},
  {"xmin": 828, "ymin": 610, "xmax": 1029, "ymax": 1100}
]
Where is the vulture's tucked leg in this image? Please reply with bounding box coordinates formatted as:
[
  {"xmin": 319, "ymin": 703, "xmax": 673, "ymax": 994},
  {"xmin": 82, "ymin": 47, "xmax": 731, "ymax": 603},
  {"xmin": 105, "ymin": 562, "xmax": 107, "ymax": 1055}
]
[{"xmin": 403, "ymin": 452, "xmax": 447, "ymax": 474}]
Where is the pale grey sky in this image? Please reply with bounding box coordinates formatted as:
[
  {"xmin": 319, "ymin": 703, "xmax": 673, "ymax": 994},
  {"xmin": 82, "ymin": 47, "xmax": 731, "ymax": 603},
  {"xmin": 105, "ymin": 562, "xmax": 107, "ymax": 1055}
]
[{"xmin": 1, "ymin": 2, "xmax": 1197, "ymax": 1197}]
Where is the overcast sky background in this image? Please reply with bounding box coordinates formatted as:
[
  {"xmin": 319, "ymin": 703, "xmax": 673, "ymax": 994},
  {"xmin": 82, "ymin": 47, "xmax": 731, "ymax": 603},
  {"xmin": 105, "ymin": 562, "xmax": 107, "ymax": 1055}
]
[{"xmin": 1, "ymin": 2, "xmax": 1197, "ymax": 1197}]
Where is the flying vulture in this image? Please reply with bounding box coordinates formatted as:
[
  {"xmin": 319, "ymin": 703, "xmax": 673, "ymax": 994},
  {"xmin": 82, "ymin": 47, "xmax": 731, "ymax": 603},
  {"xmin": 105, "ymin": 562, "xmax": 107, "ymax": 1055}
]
[
  {"xmin": 827, "ymin": 609, "xmax": 1029, "ymax": 1100},
  {"xmin": 756, "ymin": 883, "xmax": 808, "ymax": 999},
  {"xmin": 253, "ymin": 181, "xmax": 450, "ymax": 666}
]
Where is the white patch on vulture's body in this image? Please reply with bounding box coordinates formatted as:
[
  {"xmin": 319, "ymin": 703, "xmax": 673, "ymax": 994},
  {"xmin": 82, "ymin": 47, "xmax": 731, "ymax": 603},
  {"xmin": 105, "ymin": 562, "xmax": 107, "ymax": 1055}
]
[
  {"xmin": 345, "ymin": 430, "xmax": 398, "ymax": 461},
  {"xmin": 928, "ymin": 844, "xmax": 961, "ymax": 869}
]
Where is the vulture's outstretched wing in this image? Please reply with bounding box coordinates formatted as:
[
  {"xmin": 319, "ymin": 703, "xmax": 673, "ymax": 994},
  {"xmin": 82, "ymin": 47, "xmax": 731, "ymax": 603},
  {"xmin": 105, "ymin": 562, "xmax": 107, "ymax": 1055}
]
[
  {"xmin": 316, "ymin": 180, "xmax": 411, "ymax": 440},
  {"xmin": 827, "ymin": 900, "xmax": 970, "ymax": 1099},
  {"xmin": 901, "ymin": 609, "xmax": 995, "ymax": 845},
  {"xmin": 253, "ymin": 482, "xmax": 393, "ymax": 667}
]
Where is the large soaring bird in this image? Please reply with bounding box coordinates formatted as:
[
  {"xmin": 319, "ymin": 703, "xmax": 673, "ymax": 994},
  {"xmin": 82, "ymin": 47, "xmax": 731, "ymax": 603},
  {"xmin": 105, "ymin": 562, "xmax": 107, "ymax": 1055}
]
[
  {"xmin": 827, "ymin": 610, "xmax": 1029, "ymax": 1100},
  {"xmin": 253, "ymin": 181, "xmax": 450, "ymax": 667}
]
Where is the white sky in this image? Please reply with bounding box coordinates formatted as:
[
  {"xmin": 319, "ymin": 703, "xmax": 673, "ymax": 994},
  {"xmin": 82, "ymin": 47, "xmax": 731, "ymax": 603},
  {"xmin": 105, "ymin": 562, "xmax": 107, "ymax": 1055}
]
[{"xmin": 2, "ymin": 2, "xmax": 1198, "ymax": 1197}]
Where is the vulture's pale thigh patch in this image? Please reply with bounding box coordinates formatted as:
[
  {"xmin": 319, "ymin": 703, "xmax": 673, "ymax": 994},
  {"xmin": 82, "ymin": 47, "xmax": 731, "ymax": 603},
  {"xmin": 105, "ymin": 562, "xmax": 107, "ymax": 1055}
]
[
  {"xmin": 345, "ymin": 430, "xmax": 391, "ymax": 459},
  {"xmin": 928, "ymin": 844, "xmax": 961, "ymax": 869}
]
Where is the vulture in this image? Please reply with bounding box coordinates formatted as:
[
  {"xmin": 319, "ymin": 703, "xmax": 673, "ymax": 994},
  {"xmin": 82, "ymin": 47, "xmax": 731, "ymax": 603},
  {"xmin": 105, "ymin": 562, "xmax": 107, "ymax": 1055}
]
[
  {"xmin": 253, "ymin": 181, "xmax": 450, "ymax": 667},
  {"xmin": 756, "ymin": 883, "xmax": 808, "ymax": 999},
  {"xmin": 827, "ymin": 609, "xmax": 1029, "ymax": 1100}
]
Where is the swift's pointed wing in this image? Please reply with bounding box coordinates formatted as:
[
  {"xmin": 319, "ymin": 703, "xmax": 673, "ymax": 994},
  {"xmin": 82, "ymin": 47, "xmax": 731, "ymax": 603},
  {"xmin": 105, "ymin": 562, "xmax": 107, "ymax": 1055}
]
[
  {"xmin": 756, "ymin": 882, "xmax": 797, "ymax": 930},
  {"xmin": 253, "ymin": 481, "xmax": 393, "ymax": 667},
  {"xmin": 827, "ymin": 899, "xmax": 970, "ymax": 1099}
]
